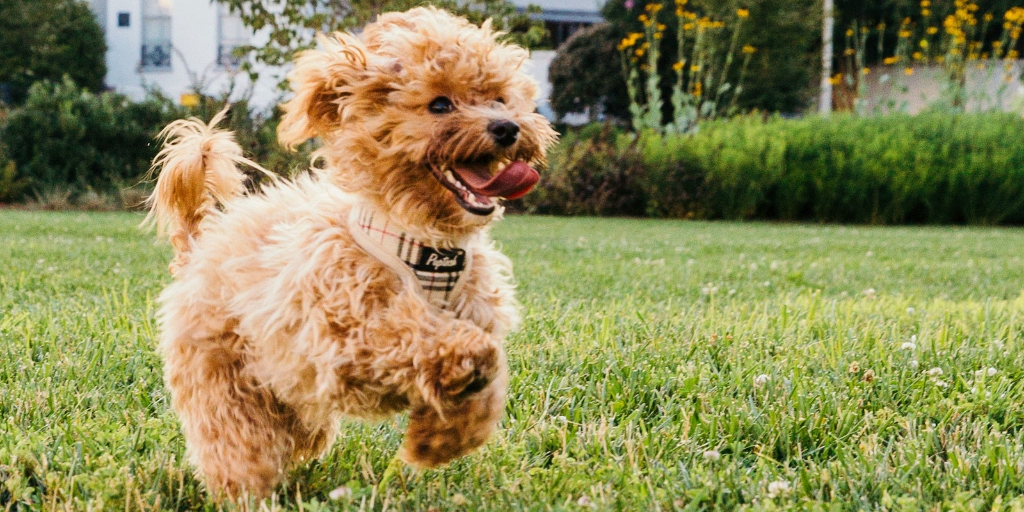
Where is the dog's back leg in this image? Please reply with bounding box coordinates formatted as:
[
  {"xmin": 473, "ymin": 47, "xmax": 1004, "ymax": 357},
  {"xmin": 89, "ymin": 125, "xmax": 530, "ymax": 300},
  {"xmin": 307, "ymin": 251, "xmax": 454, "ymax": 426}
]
[{"xmin": 164, "ymin": 332, "xmax": 297, "ymax": 499}]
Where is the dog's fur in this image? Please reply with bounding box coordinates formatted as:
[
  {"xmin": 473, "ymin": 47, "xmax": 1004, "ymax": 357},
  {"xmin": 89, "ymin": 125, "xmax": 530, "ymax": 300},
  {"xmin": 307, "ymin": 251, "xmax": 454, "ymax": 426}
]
[{"xmin": 146, "ymin": 7, "xmax": 557, "ymax": 498}]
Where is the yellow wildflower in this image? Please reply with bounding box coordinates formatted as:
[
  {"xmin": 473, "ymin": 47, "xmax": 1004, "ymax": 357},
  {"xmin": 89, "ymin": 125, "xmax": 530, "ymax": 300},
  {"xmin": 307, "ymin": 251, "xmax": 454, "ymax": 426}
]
[
  {"xmin": 922, "ymin": 8, "xmax": 931, "ymax": 16},
  {"xmin": 984, "ymin": 13, "xmax": 994, "ymax": 22},
  {"xmin": 899, "ymin": 29, "xmax": 912, "ymax": 38},
  {"xmin": 690, "ymin": 64, "xmax": 701, "ymax": 72},
  {"xmin": 883, "ymin": 56, "xmax": 899, "ymax": 65},
  {"xmin": 846, "ymin": 28, "xmax": 854, "ymax": 37},
  {"xmin": 672, "ymin": 61, "xmax": 685, "ymax": 71},
  {"xmin": 645, "ymin": 3, "xmax": 662, "ymax": 13},
  {"xmin": 912, "ymin": 51, "xmax": 923, "ymax": 60},
  {"xmin": 742, "ymin": 45, "xmax": 756, "ymax": 54},
  {"xmin": 737, "ymin": 8, "xmax": 749, "ymax": 19},
  {"xmin": 927, "ymin": 26, "xmax": 938, "ymax": 34},
  {"xmin": 844, "ymin": 48, "xmax": 856, "ymax": 56},
  {"xmin": 693, "ymin": 81, "xmax": 702, "ymax": 97},
  {"xmin": 828, "ymin": 73, "xmax": 842, "ymax": 85},
  {"xmin": 919, "ymin": 39, "xmax": 929, "ymax": 48},
  {"xmin": 905, "ymin": 67, "xmax": 914, "ymax": 75},
  {"xmin": 861, "ymin": 67, "xmax": 870, "ymax": 75},
  {"xmin": 920, "ymin": 0, "xmax": 930, "ymax": 6}
]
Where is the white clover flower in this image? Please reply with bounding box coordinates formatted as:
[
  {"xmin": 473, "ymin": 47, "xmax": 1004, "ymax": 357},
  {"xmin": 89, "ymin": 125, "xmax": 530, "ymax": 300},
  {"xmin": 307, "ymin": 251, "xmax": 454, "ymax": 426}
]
[
  {"xmin": 862, "ymin": 288, "xmax": 877, "ymax": 299},
  {"xmin": 701, "ymin": 283, "xmax": 719, "ymax": 295},
  {"xmin": 328, "ymin": 486, "xmax": 352, "ymax": 501},
  {"xmin": 926, "ymin": 367, "xmax": 943, "ymax": 376},
  {"xmin": 901, "ymin": 342, "xmax": 916, "ymax": 350},
  {"xmin": 576, "ymin": 495, "xmax": 592, "ymax": 507},
  {"xmin": 754, "ymin": 374, "xmax": 770, "ymax": 387},
  {"xmin": 766, "ymin": 480, "xmax": 792, "ymax": 498},
  {"xmin": 933, "ymin": 379, "xmax": 948, "ymax": 388},
  {"xmin": 865, "ymin": 251, "xmax": 874, "ymax": 257},
  {"xmin": 451, "ymin": 493, "xmax": 468, "ymax": 506},
  {"xmin": 906, "ymin": 307, "xmax": 916, "ymax": 314},
  {"xmin": 703, "ymin": 450, "xmax": 721, "ymax": 461},
  {"xmin": 909, "ymin": 359, "xmax": 919, "ymax": 370}
]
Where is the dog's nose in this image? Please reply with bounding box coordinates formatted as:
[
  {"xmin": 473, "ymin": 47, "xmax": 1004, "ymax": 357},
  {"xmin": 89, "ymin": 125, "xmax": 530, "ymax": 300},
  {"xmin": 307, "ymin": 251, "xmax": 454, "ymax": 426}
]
[{"xmin": 488, "ymin": 120, "xmax": 520, "ymax": 147}]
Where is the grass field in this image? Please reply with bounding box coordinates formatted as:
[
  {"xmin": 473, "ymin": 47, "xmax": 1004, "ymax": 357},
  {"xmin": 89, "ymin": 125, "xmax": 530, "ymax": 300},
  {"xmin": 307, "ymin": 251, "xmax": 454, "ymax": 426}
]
[{"xmin": 4, "ymin": 211, "xmax": 1024, "ymax": 511}]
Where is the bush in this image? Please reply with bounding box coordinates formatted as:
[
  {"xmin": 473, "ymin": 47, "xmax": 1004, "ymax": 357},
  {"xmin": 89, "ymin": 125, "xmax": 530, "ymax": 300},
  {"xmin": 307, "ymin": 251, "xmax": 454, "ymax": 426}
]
[
  {"xmin": 0, "ymin": 78, "xmax": 176, "ymax": 200},
  {"xmin": 548, "ymin": 23, "xmax": 631, "ymax": 122},
  {"xmin": 0, "ymin": 144, "xmax": 28, "ymax": 202},
  {"xmin": 521, "ymin": 125, "xmax": 647, "ymax": 216},
  {"xmin": 534, "ymin": 113, "xmax": 1024, "ymax": 225},
  {"xmin": 0, "ymin": 80, "xmax": 315, "ymax": 204},
  {"xmin": 0, "ymin": 0, "xmax": 106, "ymax": 105}
]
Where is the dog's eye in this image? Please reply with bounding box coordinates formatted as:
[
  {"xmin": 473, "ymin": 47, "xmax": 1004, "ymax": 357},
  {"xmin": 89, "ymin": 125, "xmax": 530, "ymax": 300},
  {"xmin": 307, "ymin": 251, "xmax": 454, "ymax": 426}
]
[
  {"xmin": 495, "ymin": 97, "xmax": 506, "ymax": 105},
  {"xmin": 428, "ymin": 96, "xmax": 455, "ymax": 114}
]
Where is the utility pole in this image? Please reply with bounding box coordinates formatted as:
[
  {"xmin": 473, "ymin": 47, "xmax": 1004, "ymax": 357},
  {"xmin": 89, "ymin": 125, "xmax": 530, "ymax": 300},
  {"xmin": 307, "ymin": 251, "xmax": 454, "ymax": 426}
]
[{"xmin": 820, "ymin": 0, "xmax": 834, "ymax": 116}]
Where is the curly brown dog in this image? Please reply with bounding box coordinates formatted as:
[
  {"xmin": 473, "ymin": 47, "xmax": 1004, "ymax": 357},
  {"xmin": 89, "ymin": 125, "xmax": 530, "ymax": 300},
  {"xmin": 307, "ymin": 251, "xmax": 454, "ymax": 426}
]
[{"xmin": 145, "ymin": 7, "xmax": 557, "ymax": 499}]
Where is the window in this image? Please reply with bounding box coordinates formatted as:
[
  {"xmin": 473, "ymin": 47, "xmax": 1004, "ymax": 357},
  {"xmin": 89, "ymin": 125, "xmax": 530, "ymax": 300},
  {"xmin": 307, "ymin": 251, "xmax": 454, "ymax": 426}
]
[
  {"xmin": 117, "ymin": 12, "xmax": 129, "ymax": 27},
  {"xmin": 141, "ymin": 0, "xmax": 172, "ymax": 70},
  {"xmin": 218, "ymin": 4, "xmax": 249, "ymax": 69}
]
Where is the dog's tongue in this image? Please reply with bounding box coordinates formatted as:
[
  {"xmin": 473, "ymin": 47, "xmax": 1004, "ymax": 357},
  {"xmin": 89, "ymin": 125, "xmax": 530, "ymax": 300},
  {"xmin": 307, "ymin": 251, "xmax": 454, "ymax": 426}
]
[{"xmin": 453, "ymin": 161, "xmax": 539, "ymax": 200}]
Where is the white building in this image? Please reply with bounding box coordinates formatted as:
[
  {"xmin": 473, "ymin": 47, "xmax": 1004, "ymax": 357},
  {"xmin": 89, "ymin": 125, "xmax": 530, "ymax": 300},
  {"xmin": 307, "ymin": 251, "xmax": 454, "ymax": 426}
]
[
  {"xmin": 84, "ymin": 0, "xmax": 604, "ymax": 110},
  {"xmin": 86, "ymin": 0, "xmax": 279, "ymax": 106}
]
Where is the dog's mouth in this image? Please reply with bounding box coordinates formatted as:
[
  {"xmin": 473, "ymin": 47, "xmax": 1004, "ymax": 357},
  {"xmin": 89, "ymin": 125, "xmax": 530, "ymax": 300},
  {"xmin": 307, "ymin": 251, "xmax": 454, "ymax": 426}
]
[{"xmin": 430, "ymin": 156, "xmax": 540, "ymax": 216}]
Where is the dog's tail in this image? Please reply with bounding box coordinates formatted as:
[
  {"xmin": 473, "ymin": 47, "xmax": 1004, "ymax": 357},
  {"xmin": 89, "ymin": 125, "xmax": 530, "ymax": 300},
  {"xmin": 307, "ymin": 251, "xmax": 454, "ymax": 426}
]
[{"xmin": 145, "ymin": 107, "xmax": 269, "ymax": 272}]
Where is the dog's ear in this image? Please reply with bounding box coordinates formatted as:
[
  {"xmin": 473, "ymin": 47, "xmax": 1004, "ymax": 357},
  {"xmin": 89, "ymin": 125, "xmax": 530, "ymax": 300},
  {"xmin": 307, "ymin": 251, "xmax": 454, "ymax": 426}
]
[{"xmin": 277, "ymin": 33, "xmax": 399, "ymax": 149}]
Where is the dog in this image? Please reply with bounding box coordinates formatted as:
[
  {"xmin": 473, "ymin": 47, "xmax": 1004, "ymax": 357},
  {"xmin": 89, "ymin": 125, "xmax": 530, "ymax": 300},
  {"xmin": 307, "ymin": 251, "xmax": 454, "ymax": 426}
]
[{"xmin": 145, "ymin": 7, "xmax": 557, "ymax": 499}]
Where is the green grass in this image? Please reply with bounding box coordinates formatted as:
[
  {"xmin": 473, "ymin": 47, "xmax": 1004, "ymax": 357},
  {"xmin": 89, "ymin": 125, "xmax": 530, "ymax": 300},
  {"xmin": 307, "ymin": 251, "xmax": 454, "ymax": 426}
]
[{"xmin": 4, "ymin": 211, "xmax": 1024, "ymax": 510}]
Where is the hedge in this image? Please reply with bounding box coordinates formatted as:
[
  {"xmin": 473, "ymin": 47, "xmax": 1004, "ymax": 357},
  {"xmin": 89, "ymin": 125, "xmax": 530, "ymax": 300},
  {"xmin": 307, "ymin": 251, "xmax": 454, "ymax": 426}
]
[
  {"xmin": 0, "ymin": 78, "xmax": 311, "ymax": 203},
  {"xmin": 521, "ymin": 112, "xmax": 1024, "ymax": 225}
]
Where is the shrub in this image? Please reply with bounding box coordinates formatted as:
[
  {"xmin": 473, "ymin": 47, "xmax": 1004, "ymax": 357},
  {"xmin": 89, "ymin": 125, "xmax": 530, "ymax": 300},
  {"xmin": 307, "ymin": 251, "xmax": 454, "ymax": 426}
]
[
  {"xmin": 0, "ymin": 78, "xmax": 177, "ymax": 199},
  {"xmin": 522, "ymin": 125, "xmax": 647, "ymax": 216},
  {"xmin": 0, "ymin": 79, "xmax": 316, "ymax": 205},
  {"xmin": 548, "ymin": 23, "xmax": 631, "ymax": 122},
  {"xmin": 0, "ymin": 145, "xmax": 29, "ymax": 202},
  {"xmin": 0, "ymin": 0, "xmax": 106, "ymax": 105},
  {"xmin": 539, "ymin": 113, "xmax": 1024, "ymax": 225}
]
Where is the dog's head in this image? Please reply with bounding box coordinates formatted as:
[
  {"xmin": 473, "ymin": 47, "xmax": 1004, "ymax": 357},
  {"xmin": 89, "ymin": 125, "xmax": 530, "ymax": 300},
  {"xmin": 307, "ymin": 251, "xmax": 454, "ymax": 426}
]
[{"xmin": 278, "ymin": 7, "xmax": 558, "ymax": 239}]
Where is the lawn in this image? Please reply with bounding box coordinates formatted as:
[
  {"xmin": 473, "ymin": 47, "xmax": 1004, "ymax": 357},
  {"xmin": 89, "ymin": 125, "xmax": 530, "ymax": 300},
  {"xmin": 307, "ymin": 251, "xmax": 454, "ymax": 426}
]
[{"xmin": 3, "ymin": 211, "xmax": 1024, "ymax": 510}]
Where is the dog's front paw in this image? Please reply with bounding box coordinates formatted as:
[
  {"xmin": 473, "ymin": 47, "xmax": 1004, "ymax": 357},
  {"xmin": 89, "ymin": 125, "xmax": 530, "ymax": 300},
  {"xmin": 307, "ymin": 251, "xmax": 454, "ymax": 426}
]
[{"xmin": 438, "ymin": 340, "xmax": 499, "ymax": 400}]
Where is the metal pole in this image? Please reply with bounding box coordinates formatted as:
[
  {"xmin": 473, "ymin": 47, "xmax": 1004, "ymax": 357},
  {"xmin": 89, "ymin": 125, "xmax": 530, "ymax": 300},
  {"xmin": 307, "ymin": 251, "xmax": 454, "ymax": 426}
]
[{"xmin": 820, "ymin": 0, "xmax": 834, "ymax": 116}]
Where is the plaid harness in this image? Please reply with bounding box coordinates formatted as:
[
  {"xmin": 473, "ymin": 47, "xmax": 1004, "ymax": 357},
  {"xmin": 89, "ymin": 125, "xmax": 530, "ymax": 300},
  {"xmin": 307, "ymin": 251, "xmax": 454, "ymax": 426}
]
[{"xmin": 348, "ymin": 203, "xmax": 471, "ymax": 310}]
